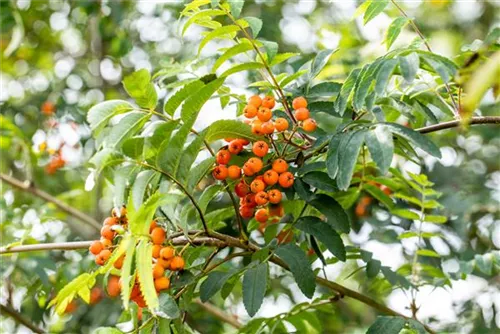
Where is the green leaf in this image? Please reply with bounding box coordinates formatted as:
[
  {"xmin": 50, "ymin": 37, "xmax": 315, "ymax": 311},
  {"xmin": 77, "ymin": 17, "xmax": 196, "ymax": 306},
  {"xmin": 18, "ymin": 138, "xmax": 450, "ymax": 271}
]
[
  {"xmin": 353, "ymin": 62, "xmax": 381, "ymax": 111},
  {"xmin": 424, "ymin": 215, "xmax": 447, "ymax": 224},
  {"xmin": 363, "ymin": 183, "xmax": 394, "ymax": 209},
  {"xmin": 326, "ymin": 133, "xmax": 343, "ymax": 179},
  {"xmin": 105, "ymin": 112, "xmax": 151, "ymax": 149},
  {"xmin": 87, "ymin": 100, "xmax": 134, "ymax": 135},
  {"xmin": 93, "ymin": 327, "xmax": 124, "ymax": 334},
  {"xmin": 245, "ymin": 17, "xmax": 262, "ymax": 37},
  {"xmin": 416, "ymin": 249, "xmax": 440, "ymax": 258},
  {"xmin": 186, "ymin": 157, "xmax": 216, "ymax": 192},
  {"xmin": 220, "ymin": 62, "xmax": 265, "ymax": 78},
  {"xmin": 120, "ymin": 236, "xmax": 137, "ymax": 308},
  {"xmin": 364, "ymin": 0, "xmax": 389, "ymax": 24},
  {"xmin": 213, "ymin": 42, "xmax": 254, "ymax": 72},
  {"xmin": 199, "ymin": 25, "xmax": 240, "ymax": 55},
  {"xmin": 129, "ymin": 192, "xmax": 168, "ymax": 235},
  {"xmin": 381, "ymin": 123, "xmax": 442, "ymax": 158},
  {"xmin": 367, "ymin": 316, "xmax": 406, "ymax": 334},
  {"xmin": 307, "ymin": 82, "xmax": 342, "ymax": 98},
  {"xmin": 391, "ymin": 209, "xmax": 420, "ymax": 220},
  {"xmin": 335, "ymin": 68, "xmax": 360, "ymax": 116},
  {"xmin": 123, "ymin": 69, "xmax": 158, "ymax": 109},
  {"xmin": 228, "ymin": 0, "xmax": 244, "ymax": 18},
  {"xmin": 385, "ymin": 17, "xmax": 409, "ymax": 49},
  {"xmin": 122, "ymin": 137, "xmax": 145, "ymax": 159},
  {"xmin": 156, "ymin": 125, "xmax": 191, "ymax": 177},
  {"xmin": 243, "ymin": 262, "xmax": 268, "ymax": 317},
  {"xmin": 131, "ymin": 170, "xmax": 158, "ymax": 210},
  {"xmin": 337, "ymin": 130, "xmax": 366, "ymax": 191},
  {"xmin": 182, "ymin": 9, "xmax": 226, "ymax": 36},
  {"xmin": 280, "ymin": 70, "xmax": 308, "ymax": 87},
  {"xmin": 205, "ymin": 119, "xmax": 262, "ymax": 143},
  {"xmin": 136, "ymin": 240, "xmax": 159, "ymax": 312},
  {"xmin": 302, "ymin": 171, "xmax": 337, "ymax": 193},
  {"xmin": 176, "ymin": 132, "xmax": 207, "ymax": 184},
  {"xmin": 375, "ymin": 59, "xmax": 398, "ymax": 95},
  {"xmin": 419, "ymin": 52, "xmax": 457, "ymax": 83},
  {"xmin": 164, "ymin": 80, "xmax": 205, "ymax": 116},
  {"xmin": 365, "ymin": 125, "xmax": 394, "ymax": 175},
  {"xmin": 148, "ymin": 121, "xmax": 179, "ymax": 152},
  {"xmin": 261, "ymin": 40, "xmax": 278, "ymax": 63},
  {"xmin": 200, "ymin": 271, "xmax": 233, "ymax": 302},
  {"xmin": 366, "ymin": 259, "xmax": 381, "ymax": 278},
  {"xmin": 309, "ymin": 49, "xmax": 336, "ymax": 80},
  {"xmin": 399, "ymin": 52, "xmax": 419, "ymax": 83},
  {"xmin": 156, "ymin": 294, "xmax": 181, "ymax": 319},
  {"xmin": 275, "ymin": 244, "xmax": 316, "ymax": 298},
  {"xmin": 181, "ymin": 78, "xmax": 224, "ymax": 128},
  {"xmin": 308, "ymin": 194, "xmax": 350, "ymax": 234},
  {"xmin": 295, "ymin": 216, "xmax": 346, "ymax": 261},
  {"xmin": 270, "ymin": 53, "xmax": 300, "ymax": 66}
]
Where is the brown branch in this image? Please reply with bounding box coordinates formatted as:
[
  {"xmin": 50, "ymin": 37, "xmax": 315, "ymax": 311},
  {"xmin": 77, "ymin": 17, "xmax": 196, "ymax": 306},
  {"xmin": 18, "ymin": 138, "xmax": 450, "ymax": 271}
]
[
  {"xmin": 0, "ymin": 173, "xmax": 101, "ymax": 230},
  {"xmin": 193, "ymin": 299, "xmax": 242, "ymax": 329},
  {"xmin": 0, "ymin": 304, "xmax": 44, "ymax": 334},
  {"xmin": 416, "ymin": 116, "xmax": 500, "ymax": 134}
]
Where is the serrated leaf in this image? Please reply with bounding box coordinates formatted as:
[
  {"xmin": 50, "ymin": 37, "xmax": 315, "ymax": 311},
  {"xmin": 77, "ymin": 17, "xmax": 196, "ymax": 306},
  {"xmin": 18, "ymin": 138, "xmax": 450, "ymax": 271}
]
[
  {"xmin": 49, "ymin": 273, "xmax": 92, "ymax": 314},
  {"xmin": 120, "ymin": 236, "xmax": 137, "ymax": 309},
  {"xmin": 363, "ymin": 183, "xmax": 394, "ymax": 209},
  {"xmin": 308, "ymin": 82, "xmax": 342, "ymax": 98},
  {"xmin": 130, "ymin": 192, "xmax": 169, "ymax": 235},
  {"xmin": 337, "ymin": 130, "xmax": 366, "ymax": 190},
  {"xmin": 275, "ymin": 244, "xmax": 315, "ymax": 298},
  {"xmin": 123, "ymin": 69, "xmax": 158, "ymax": 109},
  {"xmin": 270, "ymin": 53, "xmax": 300, "ymax": 66},
  {"xmin": 302, "ymin": 171, "xmax": 337, "ymax": 192},
  {"xmin": 366, "ymin": 259, "xmax": 381, "ymax": 278},
  {"xmin": 399, "ymin": 52, "xmax": 420, "ymax": 83},
  {"xmin": 93, "ymin": 327, "xmax": 123, "ymax": 334},
  {"xmin": 309, "ymin": 49, "xmax": 336, "ymax": 80},
  {"xmin": 381, "ymin": 122, "xmax": 442, "ymax": 158},
  {"xmin": 367, "ymin": 316, "xmax": 406, "ymax": 334},
  {"xmin": 131, "ymin": 170, "xmax": 158, "ymax": 210},
  {"xmin": 416, "ymin": 249, "xmax": 440, "ymax": 258},
  {"xmin": 280, "ymin": 70, "xmax": 308, "ymax": 87},
  {"xmin": 261, "ymin": 40, "xmax": 278, "ymax": 63},
  {"xmin": 186, "ymin": 157, "xmax": 216, "ymax": 192},
  {"xmin": 176, "ymin": 132, "xmax": 207, "ymax": 184},
  {"xmin": 307, "ymin": 194, "xmax": 350, "ymax": 233},
  {"xmin": 228, "ymin": 0, "xmax": 244, "ymax": 18},
  {"xmin": 364, "ymin": 0, "xmax": 389, "ymax": 25},
  {"xmin": 365, "ymin": 125, "xmax": 394, "ymax": 175},
  {"xmin": 220, "ymin": 62, "xmax": 265, "ymax": 77},
  {"xmin": 353, "ymin": 62, "xmax": 380, "ymax": 111},
  {"xmin": 385, "ymin": 17, "xmax": 409, "ymax": 49},
  {"xmin": 87, "ymin": 100, "xmax": 134, "ymax": 135},
  {"xmin": 335, "ymin": 68, "xmax": 361, "ymax": 116},
  {"xmin": 391, "ymin": 208, "xmax": 420, "ymax": 220},
  {"xmin": 326, "ymin": 133, "xmax": 343, "ymax": 179},
  {"xmin": 243, "ymin": 262, "xmax": 268, "ymax": 317},
  {"xmin": 200, "ymin": 271, "xmax": 233, "ymax": 302},
  {"xmin": 213, "ymin": 42, "xmax": 254, "ymax": 72},
  {"xmin": 205, "ymin": 119, "xmax": 262, "ymax": 143},
  {"xmin": 156, "ymin": 294, "xmax": 181, "ymax": 319},
  {"xmin": 164, "ymin": 80, "xmax": 205, "ymax": 116},
  {"xmin": 199, "ymin": 25, "xmax": 240, "ymax": 55},
  {"xmin": 181, "ymin": 78, "xmax": 224, "ymax": 128},
  {"xmin": 182, "ymin": 9, "xmax": 226, "ymax": 36},
  {"xmin": 375, "ymin": 59, "xmax": 398, "ymax": 95},
  {"xmin": 295, "ymin": 216, "xmax": 346, "ymax": 261},
  {"xmin": 245, "ymin": 17, "xmax": 262, "ymax": 37},
  {"xmin": 105, "ymin": 112, "xmax": 151, "ymax": 149},
  {"xmin": 156, "ymin": 125, "xmax": 191, "ymax": 177},
  {"xmin": 136, "ymin": 240, "xmax": 159, "ymax": 312},
  {"xmin": 424, "ymin": 215, "xmax": 447, "ymax": 224},
  {"xmin": 122, "ymin": 137, "xmax": 145, "ymax": 159}
]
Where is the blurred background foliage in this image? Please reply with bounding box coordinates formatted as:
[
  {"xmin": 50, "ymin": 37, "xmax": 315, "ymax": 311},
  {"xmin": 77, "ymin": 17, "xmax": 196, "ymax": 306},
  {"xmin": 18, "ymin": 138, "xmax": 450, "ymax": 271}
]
[{"xmin": 0, "ymin": 1, "xmax": 499, "ymax": 333}]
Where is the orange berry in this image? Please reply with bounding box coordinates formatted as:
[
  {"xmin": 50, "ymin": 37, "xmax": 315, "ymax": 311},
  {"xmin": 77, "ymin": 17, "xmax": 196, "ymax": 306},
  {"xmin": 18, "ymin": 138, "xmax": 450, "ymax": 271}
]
[
  {"xmin": 228, "ymin": 140, "xmax": 243, "ymax": 154},
  {"xmin": 292, "ymin": 96, "xmax": 307, "ymax": 110},
  {"xmin": 267, "ymin": 189, "xmax": 282, "ymax": 204},
  {"xmin": 255, "ymin": 191, "xmax": 269, "ymax": 205},
  {"xmin": 114, "ymin": 255, "xmax": 125, "ymax": 269},
  {"xmin": 261, "ymin": 121, "xmax": 275, "ymax": 135},
  {"xmin": 100, "ymin": 238, "xmax": 112, "ymax": 248},
  {"xmin": 237, "ymin": 138, "xmax": 250, "ymax": 146},
  {"xmin": 241, "ymin": 193, "xmax": 257, "ymax": 208},
  {"xmin": 99, "ymin": 249, "xmax": 111, "ymax": 262},
  {"xmin": 64, "ymin": 301, "xmax": 77, "ymax": 314},
  {"xmin": 277, "ymin": 230, "xmax": 293, "ymax": 244},
  {"xmin": 227, "ymin": 165, "xmax": 241, "ymax": 179},
  {"xmin": 239, "ymin": 205, "xmax": 255, "ymax": 218},
  {"xmin": 216, "ymin": 150, "xmax": 231, "ymax": 165},
  {"xmin": 170, "ymin": 256, "xmax": 185, "ymax": 271},
  {"xmin": 130, "ymin": 284, "xmax": 140, "ymax": 299},
  {"xmin": 90, "ymin": 287, "xmax": 103, "ymax": 305},
  {"xmin": 263, "ymin": 170, "xmax": 279, "ymax": 186},
  {"xmin": 251, "ymin": 119, "xmax": 263, "ymax": 135},
  {"xmin": 269, "ymin": 203, "xmax": 284, "ymax": 217},
  {"xmin": 248, "ymin": 95, "xmax": 262, "ymax": 108},
  {"xmin": 157, "ymin": 257, "xmax": 171, "ymax": 269},
  {"xmin": 235, "ymin": 181, "xmax": 250, "ymax": 198},
  {"xmin": 242, "ymin": 163, "xmax": 255, "ymax": 176},
  {"xmin": 160, "ymin": 246, "xmax": 175, "ymax": 260},
  {"xmin": 41, "ymin": 101, "xmax": 56, "ymax": 116},
  {"xmin": 244, "ymin": 104, "xmax": 258, "ymax": 118},
  {"xmin": 152, "ymin": 244, "xmax": 162, "ymax": 258},
  {"xmin": 133, "ymin": 293, "xmax": 147, "ymax": 308},
  {"xmin": 101, "ymin": 225, "xmax": 115, "ymax": 240},
  {"xmin": 149, "ymin": 220, "xmax": 157, "ymax": 233},
  {"xmin": 153, "ymin": 263, "xmax": 165, "ymax": 279},
  {"xmin": 154, "ymin": 277, "xmax": 170, "ymax": 291},
  {"xmin": 213, "ymin": 165, "xmax": 228, "ymax": 180},
  {"xmin": 257, "ymin": 107, "xmax": 272, "ymax": 122},
  {"xmin": 250, "ymin": 179, "xmax": 266, "ymax": 193},
  {"xmin": 247, "ymin": 157, "xmax": 263, "ymax": 173},
  {"xmin": 294, "ymin": 107, "xmax": 310, "ymax": 121},
  {"xmin": 255, "ymin": 208, "xmax": 269, "ymax": 223},
  {"xmin": 137, "ymin": 307, "xmax": 143, "ymax": 321},
  {"xmin": 274, "ymin": 118, "xmax": 289, "ymax": 132},
  {"xmin": 278, "ymin": 172, "xmax": 294, "ymax": 188},
  {"xmin": 150, "ymin": 227, "xmax": 166, "ymax": 245},
  {"xmin": 272, "ymin": 159, "xmax": 288, "ymax": 173},
  {"xmin": 302, "ymin": 118, "xmax": 317, "ymax": 132},
  {"xmin": 89, "ymin": 240, "xmax": 103, "ymax": 255},
  {"xmin": 252, "ymin": 141, "xmax": 269, "ymax": 157},
  {"xmin": 380, "ymin": 185, "xmax": 392, "ymax": 196},
  {"xmin": 103, "ymin": 217, "xmax": 119, "ymax": 226},
  {"xmin": 262, "ymin": 96, "xmax": 276, "ymax": 109}
]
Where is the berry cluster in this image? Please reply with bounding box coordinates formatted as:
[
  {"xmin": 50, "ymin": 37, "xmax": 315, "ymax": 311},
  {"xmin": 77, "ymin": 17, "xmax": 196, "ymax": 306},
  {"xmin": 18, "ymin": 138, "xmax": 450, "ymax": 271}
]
[
  {"xmin": 89, "ymin": 208, "xmax": 185, "ymax": 307},
  {"xmin": 212, "ymin": 95, "xmax": 315, "ymax": 230}
]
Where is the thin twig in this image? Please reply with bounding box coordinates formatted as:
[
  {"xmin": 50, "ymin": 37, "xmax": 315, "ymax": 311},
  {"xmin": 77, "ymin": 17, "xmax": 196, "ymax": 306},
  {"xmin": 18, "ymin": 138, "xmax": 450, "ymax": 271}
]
[
  {"xmin": 193, "ymin": 299, "xmax": 242, "ymax": 329},
  {"xmin": 0, "ymin": 304, "xmax": 44, "ymax": 334},
  {"xmin": 0, "ymin": 173, "xmax": 101, "ymax": 230},
  {"xmin": 415, "ymin": 116, "xmax": 500, "ymax": 134}
]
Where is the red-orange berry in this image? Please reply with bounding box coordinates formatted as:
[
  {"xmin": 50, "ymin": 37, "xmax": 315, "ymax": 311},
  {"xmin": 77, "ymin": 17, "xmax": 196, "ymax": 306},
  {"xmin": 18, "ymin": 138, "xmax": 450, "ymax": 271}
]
[
  {"xmin": 255, "ymin": 208, "xmax": 269, "ymax": 223},
  {"xmin": 294, "ymin": 107, "xmax": 310, "ymax": 121},
  {"xmin": 247, "ymin": 157, "xmax": 263, "ymax": 173},
  {"xmin": 248, "ymin": 95, "xmax": 262, "ymax": 108},
  {"xmin": 41, "ymin": 101, "xmax": 56, "ymax": 116},
  {"xmin": 150, "ymin": 227, "xmax": 166, "ymax": 245},
  {"xmin": 216, "ymin": 150, "xmax": 231, "ymax": 165},
  {"xmin": 149, "ymin": 220, "xmax": 157, "ymax": 233},
  {"xmin": 239, "ymin": 205, "xmax": 255, "ymax": 218},
  {"xmin": 227, "ymin": 165, "xmax": 241, "ymax": 179},
  {"xmin": 278, "ymin": 172, "xmax": 294, "ymax": 188},
  {"xmin": 252, "ymin": 141, "xmax": 269, "ymax": 157},
  {"xmin": 267, "ymin": 189, "xmax": 283, "ymax": 204},
  {"xmin": 274, "ymin": 118, "xmax": 289, "ymax": 132},
  {"xmin": 272, "ymin": 159, "xmax": 288, "ymax": 174},
  {"xmin": 250, "ymin": 179, "xmax": 266, "ymax": 193},
  {"xmin": 261, "ymin": 121, "xmax": 275, "ymax": 135},
  {"xmin": 107, "ymin": 275, "xmax": 121, "ymax": 298},
  {"xmin": 241, "ymin": 193, "xmax": 257, "ymax": 208},
  {"xmin": 154, "ymin": 277, "xmax": 170, "ymax": 291},
  {"xmin": 153, "ymin": 263, "xmax": 165, "ymax": 279},
  {"xmin": 302, "ymin": 118, "xmax": 317, "ymax": 132},
  {"xmin": 269, "ymin": 203, "xmax": 284, "ymax": 217},
  {"xmin": 255, "ymin": 191, "xmax": 269, "ymax": 205},
  {"xmin": 103, "ymin": 217, "xmax": 119, "ymax": 226},
  {"xmin": 160, "ymin": 246, "xmax": 175, "ymax": 260},
  {"xmin": 244, "ymin": 104, "xmax": 258, "ymax": 118},
  {"xmin": 292, "ymin": 96, "xmax": 307, "ymax": 110},
  {"xmin": 170, "ymin": 256, "xmax": 185, "ymax": 271},
  {"xmin": 213, "ymin": 165, "xmax": 228, "ymax": 180},
  {"xmin": 263, "ymin": 170, "xmax": 279, "ymax": 186},
  {"xmin": 89, "ymin": 240, "xmax": 103, "ymax": 255},
  {"xmin": 152, "ymin": 244, "xmax": 162, "ymax": 258},
  {"xmin": 101, "ymin": 225, "xmax": 115, "ymax": 240},
  {"xmin": 114, "ymin": 255, "xmax": 124, "ymax": 269},
  {"xmin": 100, "ymin": 238, "xmax": 112, "ymax": 249},
  {"xmin": 257, "ymin": 107, "xmax": 272, "ymax": 122},
  {"xmin": 262, "ymin": 96, "xmax": 276, "ymax": 109},
  {"xmin": 228, "ymin": 140, "xmax": 243, "ymax": 154},
  {"xmin": 235, "ymin": 181, "xmax": 250, "ymax": 197}
]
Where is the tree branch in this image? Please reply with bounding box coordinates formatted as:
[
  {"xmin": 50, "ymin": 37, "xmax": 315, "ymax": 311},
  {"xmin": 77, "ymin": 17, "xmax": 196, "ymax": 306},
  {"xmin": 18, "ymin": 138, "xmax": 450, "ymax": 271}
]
[
  {"xmin": 416, "ymin": 116, "xmax": 500, "ymax": 134},
  {"xmin": 0, "ymin": 304, "xmax": 44, "ymax": 334},
  {"xmin": 0, "ymin": 173, "xmax": 101, "ymax": 230},
  {"xmin": 193, "ymin": 299, "xmax": 242, "ymax": 329}
]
